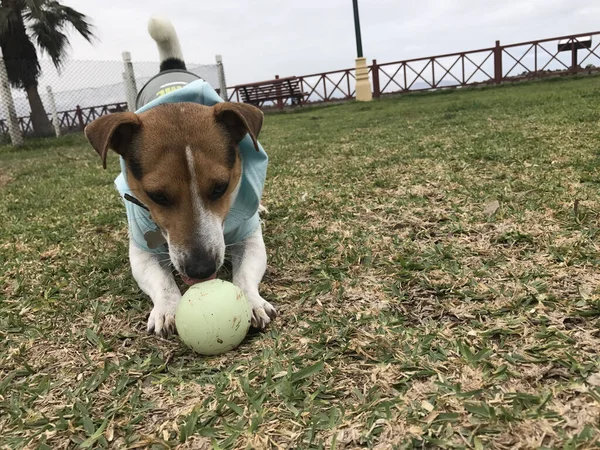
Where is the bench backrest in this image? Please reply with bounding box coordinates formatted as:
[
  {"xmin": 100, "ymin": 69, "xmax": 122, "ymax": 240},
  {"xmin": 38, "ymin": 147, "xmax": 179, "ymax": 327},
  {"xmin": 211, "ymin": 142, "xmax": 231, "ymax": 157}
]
[{"xmin": 241, "ymin": 78, "xmax": 302, "ymax": 102}]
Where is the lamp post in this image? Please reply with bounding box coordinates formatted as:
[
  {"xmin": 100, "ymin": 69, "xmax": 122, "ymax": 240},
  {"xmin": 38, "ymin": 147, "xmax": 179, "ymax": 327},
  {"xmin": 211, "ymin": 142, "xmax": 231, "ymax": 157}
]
[
  {"xmin": 353, "ymin": 0, "xmax": 363, "ymax": 58},
  {"xmin": 352, "ymin": 0, "xmax": 372, "ymax": 102}
]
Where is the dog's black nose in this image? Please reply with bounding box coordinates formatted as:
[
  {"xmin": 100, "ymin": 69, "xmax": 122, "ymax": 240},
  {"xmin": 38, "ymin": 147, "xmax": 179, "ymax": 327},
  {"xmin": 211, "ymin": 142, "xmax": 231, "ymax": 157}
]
[{"xmin": 183, "ymin": 259, "xmax": 217, "ymax": 281}]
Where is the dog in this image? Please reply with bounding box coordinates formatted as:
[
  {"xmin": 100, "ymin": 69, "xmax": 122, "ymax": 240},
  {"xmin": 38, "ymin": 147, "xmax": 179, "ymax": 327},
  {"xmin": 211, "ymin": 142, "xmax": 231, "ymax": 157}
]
[{"xmin": 84, "ymin": 16, "xmax": 276, "ymax": 337}]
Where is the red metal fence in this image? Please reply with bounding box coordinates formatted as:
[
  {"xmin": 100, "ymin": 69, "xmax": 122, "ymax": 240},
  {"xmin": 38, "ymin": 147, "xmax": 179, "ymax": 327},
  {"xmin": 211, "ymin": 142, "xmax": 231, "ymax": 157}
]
[
  {"xmin": 3, "ymin": 31, "xmax": 599, "ymax": 138},
  {"xmin": 229, "ymin": 31, "xmax": 600, "ymax": 108},
  {"xmin": 1, "ymin": 102, "xmax": 127, "ymax": 137},
  {"xmin": 228, "ymin": 67, "xmax": 364, "ymax": 107}
]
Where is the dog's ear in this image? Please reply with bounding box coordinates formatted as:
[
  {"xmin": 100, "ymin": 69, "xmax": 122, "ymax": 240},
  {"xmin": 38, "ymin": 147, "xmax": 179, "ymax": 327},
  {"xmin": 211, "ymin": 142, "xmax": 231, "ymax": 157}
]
[
  {"xmin": 213, "ymin": 103, "xmax": 264, "ymax": 151},
  {"xmin": 84, "ymin": 112, "xmax": 142, "ymax": 169}
]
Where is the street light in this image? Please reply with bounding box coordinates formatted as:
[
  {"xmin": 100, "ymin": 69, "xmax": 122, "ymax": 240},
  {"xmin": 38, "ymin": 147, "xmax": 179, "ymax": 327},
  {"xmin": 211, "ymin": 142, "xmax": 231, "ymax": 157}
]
[
  {"xmin": 353, "ymin": 0, "xmax": 363, "ymax": 58},
  {"xmin": 352, "ymin": 0, "xmax": 372, "ymax": 102}
]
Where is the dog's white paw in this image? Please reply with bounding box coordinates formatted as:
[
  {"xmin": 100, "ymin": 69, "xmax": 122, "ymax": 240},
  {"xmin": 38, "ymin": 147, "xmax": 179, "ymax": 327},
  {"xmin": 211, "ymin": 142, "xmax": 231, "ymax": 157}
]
[
  {"xmin": 247, "ymin": 294, "xmax": 277, "ymax": 329},
  {"xmin": 258, "ymin": 203, "xmax": 269, "ymax": 215},
  {"xmin": 147, "ymin": 302, "xmax": 178, "ymax": 337}
]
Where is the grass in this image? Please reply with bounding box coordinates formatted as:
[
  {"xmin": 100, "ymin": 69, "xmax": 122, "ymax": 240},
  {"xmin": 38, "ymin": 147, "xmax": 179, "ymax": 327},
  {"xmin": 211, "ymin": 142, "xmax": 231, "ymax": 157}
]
[{"xmin": 2, "ymin": 76, "xmax": 600, "ymax": 449}]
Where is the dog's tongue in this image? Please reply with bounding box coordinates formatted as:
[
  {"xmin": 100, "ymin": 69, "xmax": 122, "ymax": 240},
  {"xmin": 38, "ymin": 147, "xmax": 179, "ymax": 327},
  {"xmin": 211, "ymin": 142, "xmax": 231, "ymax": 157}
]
[{"xmin": 180, "ymin": 273, "xmax": 217, "ymax": 285}]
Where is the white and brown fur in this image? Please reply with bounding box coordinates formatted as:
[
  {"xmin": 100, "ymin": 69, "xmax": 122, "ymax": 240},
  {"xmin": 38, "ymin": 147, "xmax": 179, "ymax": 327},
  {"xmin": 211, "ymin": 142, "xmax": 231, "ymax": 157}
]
[{"xmin": 84, "ymin": 16, "xmax": 276, "ymax": 336}]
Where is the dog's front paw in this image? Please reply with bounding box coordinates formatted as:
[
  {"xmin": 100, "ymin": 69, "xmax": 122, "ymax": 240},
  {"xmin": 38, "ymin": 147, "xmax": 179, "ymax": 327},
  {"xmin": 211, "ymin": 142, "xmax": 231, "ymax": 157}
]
[
  {"xmin": 258, "ymin": 203, "xmax": 269, "ymax": 215},
  {"xmin": 247, "ymin": 294, "xmax": 277, "ymax": 329},
  {"xmin": 147, "ymin": 302, "xmax": 178, "ymax": 337}
]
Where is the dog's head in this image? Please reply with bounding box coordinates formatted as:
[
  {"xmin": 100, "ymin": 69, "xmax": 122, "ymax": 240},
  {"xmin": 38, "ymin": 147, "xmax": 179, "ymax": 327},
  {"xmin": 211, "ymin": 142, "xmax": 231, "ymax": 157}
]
[{"xmin": 85, "ymin": 102, "xmax": 263, "ymax": 283}]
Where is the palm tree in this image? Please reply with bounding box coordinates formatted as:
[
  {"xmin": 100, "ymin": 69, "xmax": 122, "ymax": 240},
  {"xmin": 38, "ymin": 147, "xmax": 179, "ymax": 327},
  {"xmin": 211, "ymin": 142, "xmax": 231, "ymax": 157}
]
[{"xmin": 0, "ymin": 0, "xmax": 95, "ymax": 135}]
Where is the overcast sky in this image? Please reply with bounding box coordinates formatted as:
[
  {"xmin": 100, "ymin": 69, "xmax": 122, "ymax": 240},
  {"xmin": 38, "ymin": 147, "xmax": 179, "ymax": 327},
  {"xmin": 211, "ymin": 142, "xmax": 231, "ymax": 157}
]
[{"xmin": 61, "ymin": 0, "xmax": 600, "ymax": 86}]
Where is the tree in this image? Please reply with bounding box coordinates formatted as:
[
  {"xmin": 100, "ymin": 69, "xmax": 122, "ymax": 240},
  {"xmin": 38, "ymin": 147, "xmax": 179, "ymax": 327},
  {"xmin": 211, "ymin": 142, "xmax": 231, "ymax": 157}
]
[{"xmin": 0, "ymin": 0, "xmax": 95, "ymax": 135}]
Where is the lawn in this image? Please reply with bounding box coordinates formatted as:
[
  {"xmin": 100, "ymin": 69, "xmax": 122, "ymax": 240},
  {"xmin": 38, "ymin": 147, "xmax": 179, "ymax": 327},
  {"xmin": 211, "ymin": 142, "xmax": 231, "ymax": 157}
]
[{"xmin": 2, "ymin": 76, "xmax": 600, "ymax": 449}]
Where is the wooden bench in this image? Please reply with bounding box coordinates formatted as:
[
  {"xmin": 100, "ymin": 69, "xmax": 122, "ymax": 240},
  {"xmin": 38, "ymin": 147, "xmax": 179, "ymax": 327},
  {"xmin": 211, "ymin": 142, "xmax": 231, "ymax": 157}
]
[{"xmin": 238, "ymin": 76, "xmax": 306, "ymax": 109}]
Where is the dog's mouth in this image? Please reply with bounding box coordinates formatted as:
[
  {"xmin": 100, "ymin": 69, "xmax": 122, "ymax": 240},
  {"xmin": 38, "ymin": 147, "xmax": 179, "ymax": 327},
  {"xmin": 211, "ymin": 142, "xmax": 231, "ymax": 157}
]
[{"xmin": 180, "ymin": 273, "xmax": 217, "ymax": 286}]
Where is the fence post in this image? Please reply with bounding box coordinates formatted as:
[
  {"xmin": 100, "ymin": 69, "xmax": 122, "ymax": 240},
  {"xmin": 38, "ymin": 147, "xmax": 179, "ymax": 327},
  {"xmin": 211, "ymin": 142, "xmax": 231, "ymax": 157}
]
[
  {"xmin": 494, "ymin": 40, "xmax": 503, "ymax": 84},
  {"xmin": 275, "ymin": 75, "xmax": 283, "ymax": 110},
  {"xmin": 355, "ymin": 56, "xmax": 373, "ymax": 102},
  {"xmin": 571, "ymin": 41, "xmax": 578, "ymax": 74},
  {"xmin": 75, "ymin": 105, "xmax": 85, "ymax": 131},
  {"xmin": 0, "ymin": 48, "xmax": 23, "ymax": 146},
  {"xmin": 372, "ymin": 59, "xmax": 380, "ymax": 98},
  {"xmin": 215, "ymin": 54, "xmax": 228, "ymax": 101},
  {"xmin": 46, "ymin": 86, "xmax": 61, "ymax": 137},
  {"xmin": 122, "ymin": 51, "xmax": 138, "ymax": 112}
]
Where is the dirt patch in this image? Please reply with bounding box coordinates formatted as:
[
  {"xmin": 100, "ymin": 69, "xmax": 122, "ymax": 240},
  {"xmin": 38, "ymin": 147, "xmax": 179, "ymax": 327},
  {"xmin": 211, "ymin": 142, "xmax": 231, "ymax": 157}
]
[{"xmin": 0, "ymin": 170, "xmax": 12, "ymax": 187}]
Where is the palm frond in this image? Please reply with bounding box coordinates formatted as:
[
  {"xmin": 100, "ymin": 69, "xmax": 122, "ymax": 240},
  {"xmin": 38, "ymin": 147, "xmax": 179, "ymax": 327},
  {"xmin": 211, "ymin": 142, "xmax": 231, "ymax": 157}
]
[
  {"xmin": 21, "ymin": 0, "xmax": 47, "ymax": 19},
  {"xmin": 25, "ymin": 0, "xmax": 96, "ymax": 69},
  {"xmin": 54, "ymin": 3, "xmax": 95, "ymax": 43},
  {"xmin": 0, "ymin": 7, "xmax": 15, "ymax": 36},
  {"xmin": 29, "ymin": 16, "xmax": 68, "ymax": 68}
]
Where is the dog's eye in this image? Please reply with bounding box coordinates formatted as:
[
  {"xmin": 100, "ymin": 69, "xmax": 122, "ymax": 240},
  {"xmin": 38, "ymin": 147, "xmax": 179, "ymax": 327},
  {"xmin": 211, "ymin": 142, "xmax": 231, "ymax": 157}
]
[
  {"xmin": 146, "ymin": 191, "xmax": 171, "ymax": 206},
  {"xmin": 210, "ymin": 182, "xmax": 229, "ymax": 201}
]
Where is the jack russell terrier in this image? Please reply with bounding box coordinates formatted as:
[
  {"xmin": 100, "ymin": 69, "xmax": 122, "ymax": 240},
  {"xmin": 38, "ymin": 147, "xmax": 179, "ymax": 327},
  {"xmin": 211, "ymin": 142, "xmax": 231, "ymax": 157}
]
[{"xmin": 84, "ymin": 16, "xmax": 277, "ymax": 337}]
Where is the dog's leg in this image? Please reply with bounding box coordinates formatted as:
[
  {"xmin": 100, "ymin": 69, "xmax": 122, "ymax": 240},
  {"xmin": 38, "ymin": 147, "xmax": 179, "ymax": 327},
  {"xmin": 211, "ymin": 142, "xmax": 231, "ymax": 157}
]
[
  {"xmin": 129, "ymin": 242, "xmax": 181, "ymax": 337},
  {"xmin": 230, "ymin": 226, "xmax": 277, "ymax": 329}
]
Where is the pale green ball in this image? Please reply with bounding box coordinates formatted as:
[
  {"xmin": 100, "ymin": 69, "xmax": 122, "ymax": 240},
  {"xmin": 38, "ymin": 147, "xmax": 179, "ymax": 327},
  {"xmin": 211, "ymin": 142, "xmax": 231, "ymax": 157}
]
[{"xmin": 175, "ymin": 280, "xmax": 251, "ymax": 355}]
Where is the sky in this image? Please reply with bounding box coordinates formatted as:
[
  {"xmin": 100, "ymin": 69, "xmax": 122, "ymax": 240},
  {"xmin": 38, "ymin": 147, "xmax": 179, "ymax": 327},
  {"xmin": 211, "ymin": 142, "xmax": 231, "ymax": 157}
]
[{"xmin": 46, "ymin": 0, "xmax": 600, "ymax": 86}]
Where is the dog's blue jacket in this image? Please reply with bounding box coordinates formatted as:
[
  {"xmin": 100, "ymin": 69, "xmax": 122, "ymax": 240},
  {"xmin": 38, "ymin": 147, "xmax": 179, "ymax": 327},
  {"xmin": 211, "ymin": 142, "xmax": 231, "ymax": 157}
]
[{"xmin": 114, "ymin": 80, "xmax": 268, "ymax": 253}]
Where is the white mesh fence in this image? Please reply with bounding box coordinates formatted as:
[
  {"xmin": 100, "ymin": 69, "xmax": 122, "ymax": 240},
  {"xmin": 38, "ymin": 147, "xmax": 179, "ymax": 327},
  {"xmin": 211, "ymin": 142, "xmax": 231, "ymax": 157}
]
[{"xmin": 0, "ymin": 57, "xmax": 221, "ymax": 141}]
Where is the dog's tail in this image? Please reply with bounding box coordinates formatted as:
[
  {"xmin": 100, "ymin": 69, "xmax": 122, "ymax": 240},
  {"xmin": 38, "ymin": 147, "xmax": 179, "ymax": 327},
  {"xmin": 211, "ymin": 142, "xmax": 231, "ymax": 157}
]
[{"xmin": 148, "ymin": 15, "xmax": 186, "ymax": 72}]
